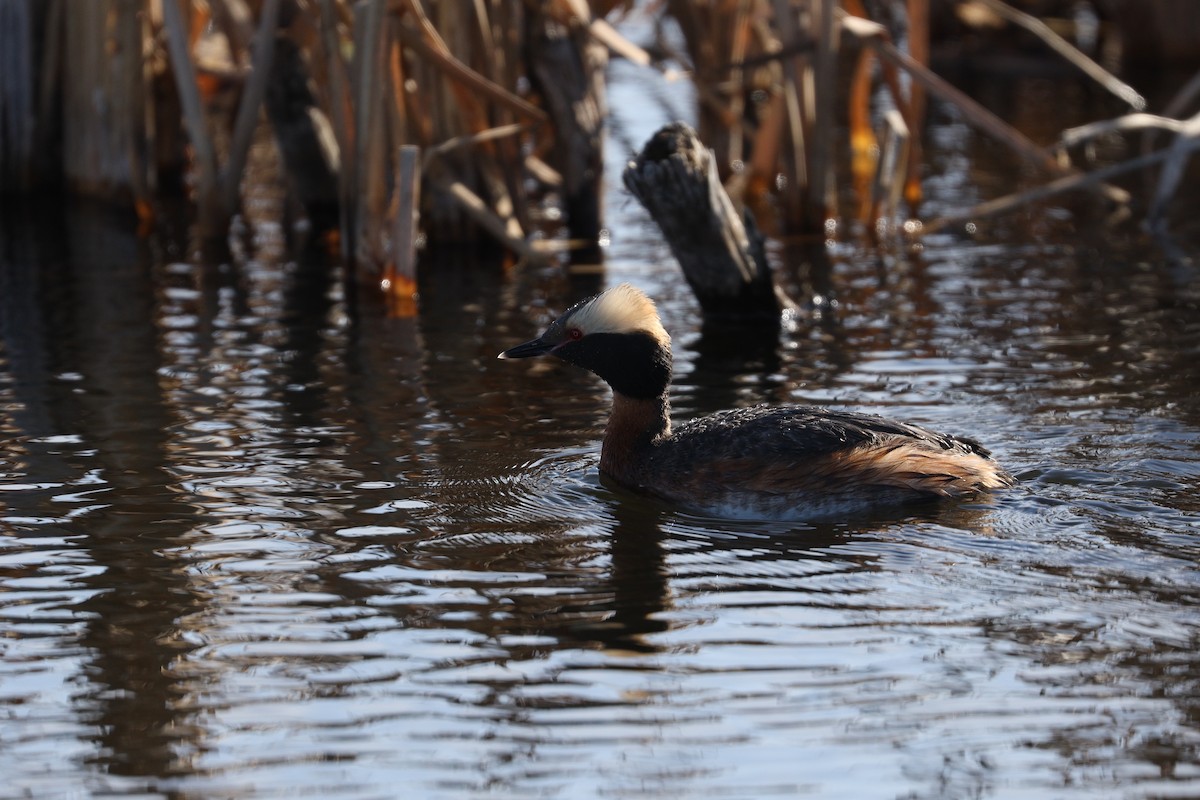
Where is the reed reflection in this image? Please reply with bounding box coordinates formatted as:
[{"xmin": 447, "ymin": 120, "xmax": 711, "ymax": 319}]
[
  {"xmin": 3, "ymin": 205, "xmax": 209, "ymax": 780},
  {"xmin": 562, "ymin": 492, "xmax": 671, "ymax": 652}
]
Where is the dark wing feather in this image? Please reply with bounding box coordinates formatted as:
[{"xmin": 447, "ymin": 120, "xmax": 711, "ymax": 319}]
[
  {"xmin": 633, "ymin": 405, "xmax": 1010, "ymax": 506},
  {"xmin": 665, "ymin": 404, "xmax": 989, "ymax": 461}
]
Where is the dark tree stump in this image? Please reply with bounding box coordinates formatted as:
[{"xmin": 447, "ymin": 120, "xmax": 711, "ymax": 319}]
[{"xmin": 623, "ymin": 122, "xmax": 783, "ymax": 318}]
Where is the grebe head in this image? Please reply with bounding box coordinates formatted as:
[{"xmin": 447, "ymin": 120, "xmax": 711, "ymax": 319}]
[{"xmin": 498, "ymin": 283, "xmax": 672, "ymax": 399}]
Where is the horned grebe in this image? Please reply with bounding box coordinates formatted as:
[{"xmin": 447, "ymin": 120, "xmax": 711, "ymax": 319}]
[{"xmin": 499, "ymin": 283, "xmax": 1013, "ymax": 518}]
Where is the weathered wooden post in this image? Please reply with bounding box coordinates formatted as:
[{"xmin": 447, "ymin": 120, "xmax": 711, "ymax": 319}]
[{"xmin": 624, "ymin": 123, "xmax": 784, "ymax": 317}]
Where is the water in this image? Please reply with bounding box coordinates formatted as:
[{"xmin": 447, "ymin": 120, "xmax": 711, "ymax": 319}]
[{"xmin": 3, "ymin": 35, "xmax": 1200, "ymax": 800}]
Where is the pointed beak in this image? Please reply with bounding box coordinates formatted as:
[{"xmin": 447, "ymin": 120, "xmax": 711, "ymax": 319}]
[{"xmin": 497, "ymin": 336, "xmax": 556, "ymax": 359}]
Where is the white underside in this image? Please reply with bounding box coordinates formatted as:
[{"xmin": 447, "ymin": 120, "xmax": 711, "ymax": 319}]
[{"xmin": 670, "ymin": 487, "xmax": 946, "ymax": 522}]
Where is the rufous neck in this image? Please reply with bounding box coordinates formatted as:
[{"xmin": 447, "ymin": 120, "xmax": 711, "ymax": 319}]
[{"xmin": 599, "ymin": 391, "xmax": 670, "ymax": 484}]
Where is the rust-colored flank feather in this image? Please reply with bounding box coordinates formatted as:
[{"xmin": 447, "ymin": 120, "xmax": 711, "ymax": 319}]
[{"xmin": 500, "ymin": 283, "xmax": 1014, "ymax": 519}]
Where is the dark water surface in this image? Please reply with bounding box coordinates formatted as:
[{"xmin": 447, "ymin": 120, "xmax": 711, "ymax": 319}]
[{"xmin": 4, "ymin": 34, "xmax": 1200, "ymax": 800}]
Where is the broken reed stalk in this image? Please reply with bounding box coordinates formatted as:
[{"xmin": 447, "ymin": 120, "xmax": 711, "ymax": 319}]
[
  {"xmin": 842, "ymin": 0, "xmax": 924, "ymax": 225},
  {"xmin": 846, "ymin": 40, "xmax": 879, "ymax": 221},
  {"xmin": 839, "ymin": 13, "xmax": 1130, "ymax": 208},
  {"xmin": 1145, "ymin": 111, "xmax": 1200, "ymax": 225},
  {"xmin": 316, "ymin": 0, "xmax": 353, "ymax": 248},
  {"xmin": 394, "ymin": 0, "xmax": 547, "ymax": 250},
  {"xmin": 922, "ymin": 143, "xmax": 1200, "ymax": 234},
  {"xmin": 658, "ymin": 2, "xmax": 1184, "ymax": 238},
  {"xmin": 1161, "ymin": 69, "xmax": 1200, "ymax": 123},
  {"xmin": 322, "ymin": 2, "xmax": 604, "ymax": 263},
  {"xmin": 768, "ymin": 0, "xmax": 811, "ymax": 226},
  {"xmin": 349, "ymin": 0, "xmax": 383, "ymax": 275},
  {"xmin": 398, "ymin": 3, "xmax": 548, "ymax": 127},
  {"xmin": 665, "ymin": 2, "xmax": 748, "ymax": 173},
  {"xmin": 665, "ymin": 0, "xmax": 895, "ymax": 232},
  {"xmin": 841, "ymin": 14, "xmax": 1054, "ymax": 173},
  {"xmin": 427, "ymin": 168, "xmax": 547, "ymax": 263},
  {"xmin": 525, "ymin": 0, "xmax": 608, "ymax": 265},
  {"xmin": 1061, "ymin": 113, "xmax": 1194, "ymax": 148},
  {"xmin": 926, "ymin": 67, "xmax": 1200, "ymax": 232},
  {"xmin": 589, "ymin": 18, "xmax": 651, "ymax": 67},
  {"xmin": 809, "ymin": 0, "xmax": 838, "ymax": 223},
  {"xmin": 901, "ymin": 0, "xmax": 928, "ymax": 207},
  {"xmin": 975, "ymin": 0, "xmax": 1145, "ymax": 110},
  {"xmin": 314, "ymin": 0, "xmax": 350, "ymax": 146},
  {"xmin": 423, "ymin": 123, "xmax": 527, "ymax": 162},
  {"xmin": 387, "ymin": 144, "xmax": 421, "ymax": 314},
  {"xmin": 11, "ymin": 0, "xmax": 607, "ymax": 266},
  {"xmin": 162, "ymin": 0, "xmax": 220, "ymax": 227},
  {"xmin": 1140, "ymin": 69, "xmax": 1200, "ymax": 158},
  {"xmin": 872, "ymin": 109, "xmax": 910, "ymax": 230},
  {"xmin": 220, "ymin": 0, "xmax": 282, "ymax": 217},
  {"xmin": 159, "ymin": 0, "xmax": 602, "ymax": 268},
  {"xmin": 163, "ymin": 0, "xmax": 283, "ymax": 237}
]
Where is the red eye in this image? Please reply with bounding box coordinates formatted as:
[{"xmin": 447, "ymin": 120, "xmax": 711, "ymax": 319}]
[{"xmin": 568, "ymin": 328, "xmax": 583, "ymax": 341}]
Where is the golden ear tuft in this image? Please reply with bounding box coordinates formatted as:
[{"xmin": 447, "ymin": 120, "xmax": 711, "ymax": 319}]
[{"xmin": 570, "ymin": 283, "xmax": 670, "ymax": 345}]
